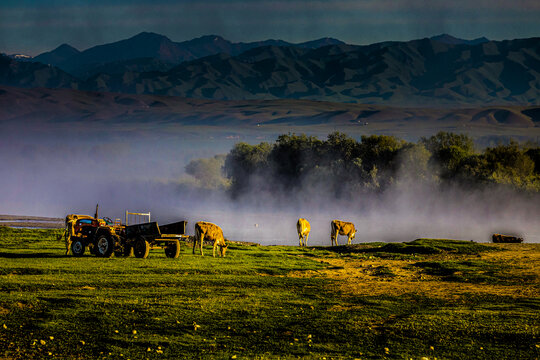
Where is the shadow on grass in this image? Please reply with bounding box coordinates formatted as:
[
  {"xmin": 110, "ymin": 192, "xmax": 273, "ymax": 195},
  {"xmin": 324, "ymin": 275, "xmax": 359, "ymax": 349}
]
[
  {"xmin": 318, "ymin": 239, "xmax": 498, "ymax": 256},
  {"xmin": 0, "ymin": 251, "xmax": 65, "ymax": 259}
]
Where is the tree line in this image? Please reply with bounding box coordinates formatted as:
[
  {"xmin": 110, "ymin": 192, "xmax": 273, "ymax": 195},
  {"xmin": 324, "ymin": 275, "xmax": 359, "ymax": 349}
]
[{"xmin": 184, "ymin": 132, "xmax": 540, "ymax": 197}]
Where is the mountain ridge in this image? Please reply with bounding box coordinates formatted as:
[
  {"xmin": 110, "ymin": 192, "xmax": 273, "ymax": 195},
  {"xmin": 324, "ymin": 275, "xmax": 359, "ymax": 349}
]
[
  {"xmin": 430, "ymin": 34, "xmax": 490, "ymax": 45},
  {"xmin": 80, "ymin": 37, "xmax": 540, "ymax": 105},
  {"xmin": 2, "ymin": 35, "xmax": 539, "ymax": 106},
  {"xmin": 30, "ymin": 32, "xmax": 346, "ymax": 77}
]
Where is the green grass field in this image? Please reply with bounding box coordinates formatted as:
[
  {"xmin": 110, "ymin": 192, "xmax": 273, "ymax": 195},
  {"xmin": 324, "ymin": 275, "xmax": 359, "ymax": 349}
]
[{"xmin": 0, "ymin": 226, "xmax": 538, "ymax": 359}]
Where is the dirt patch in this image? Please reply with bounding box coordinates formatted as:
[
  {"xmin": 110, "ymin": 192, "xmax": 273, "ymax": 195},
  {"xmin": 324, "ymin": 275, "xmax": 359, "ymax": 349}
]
[
  {"xmin": 80, "ymin": 286, "xmax": 96, "ymax": 290},
  {"xmin": 294, "ymin": 244, "xmax": 540, "ymax": 299}
]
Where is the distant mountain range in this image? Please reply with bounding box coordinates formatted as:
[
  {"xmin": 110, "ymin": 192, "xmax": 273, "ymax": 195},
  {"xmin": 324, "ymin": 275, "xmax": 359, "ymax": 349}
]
[
  {"xmin": 1, "ymin": 32, "xmax": 539, "ymax": 106},
  {"xmin": 31, "ymin": 32, "xmax": 345, "ymax": 78},
  {"xmin": 430, "ymin": 34, "xmax": 490, "ymax": 46}
]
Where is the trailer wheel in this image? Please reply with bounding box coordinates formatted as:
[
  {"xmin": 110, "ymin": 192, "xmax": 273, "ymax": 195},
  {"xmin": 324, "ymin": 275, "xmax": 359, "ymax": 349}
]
[
  {"xmin": 133, "ymin": 238, "xmax": 150, "ymax": 259},
  {"xmin": 71, "ymin": 239, "xmax": 85, "ymax": 257},
  {"xmin": 165, "ymin": 240, "xmax": 180, "ymax": 259},
  {"xmin": 95, "ymin": 234, "xmax": 114, "ymax": 258}
]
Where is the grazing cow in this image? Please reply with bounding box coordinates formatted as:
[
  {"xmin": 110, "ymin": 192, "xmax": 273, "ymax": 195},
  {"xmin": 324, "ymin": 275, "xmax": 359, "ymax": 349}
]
[
  {"xmin": 492, "ymin": 233, "xmax": 524, "ymax": 243},
  {"xmin": 297, "ymin": 218, "xmax": 311, "ymax": 247},
  {"xmin": 193, "ymin": 221, "xmax": 228, "ymax": 257},
  {"xmin": 330, "ymin": 220, "xmax": 356, "ymax": 246}
]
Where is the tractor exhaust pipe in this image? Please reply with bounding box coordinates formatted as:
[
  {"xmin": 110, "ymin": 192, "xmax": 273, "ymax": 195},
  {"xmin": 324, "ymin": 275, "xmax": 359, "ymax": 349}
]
[{"xmin": 94, "ymin": 203, "xmax": 99, "ymax": 219}]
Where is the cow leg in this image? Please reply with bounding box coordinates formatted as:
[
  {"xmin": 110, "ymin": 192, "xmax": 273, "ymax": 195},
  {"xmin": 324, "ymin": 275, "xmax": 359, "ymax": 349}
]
[
  {"xmin": 213, "ymin": 240, "xmax": 217, "ymax": 258},
  {"xmin": 199, "ymin": 234, "xmax": 204, "ymax": 256},
  {"xmin": 331, "ymin": 223, "xmax": 338, "ymax": 246},
  {"xmin": 347, "ymin": 236, "xmax": 352, "ymax": 245},
  {"xmin": 304, "ymin": 233, "xmax": 309, "ymax": 247},
  {"xmin": 299, "ymin": 233, "xmax": 303, "ymax": 247}
]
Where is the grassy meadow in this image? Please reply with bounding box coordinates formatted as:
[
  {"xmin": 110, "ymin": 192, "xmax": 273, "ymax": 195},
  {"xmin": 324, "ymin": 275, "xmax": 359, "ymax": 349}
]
[{"xmin": 0, "ymin": 226, "xmax": 538, "ymax": 359}]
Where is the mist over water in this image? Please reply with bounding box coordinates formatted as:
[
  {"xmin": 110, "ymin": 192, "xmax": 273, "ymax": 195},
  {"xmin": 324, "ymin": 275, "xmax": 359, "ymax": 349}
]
[
  {"xmin": 1, "ymin": 122, "xmax": 539, "ymax": 245},
  {"xmin": 175, "ymin": 181, "xmax": 540, "ymax": 245}
]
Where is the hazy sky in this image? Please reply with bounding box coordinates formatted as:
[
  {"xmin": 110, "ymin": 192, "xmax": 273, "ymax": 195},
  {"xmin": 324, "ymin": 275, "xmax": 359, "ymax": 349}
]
[{"xmin": 1, "ymin": 0, "xmax": 539, "ymax": 55}]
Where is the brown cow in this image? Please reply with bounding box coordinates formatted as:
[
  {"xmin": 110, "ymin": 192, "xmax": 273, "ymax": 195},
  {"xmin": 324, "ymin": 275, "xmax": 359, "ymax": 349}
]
[
  {"xmin": 492, "ymin": 233, "xmax": 524, "ymax": 243},
  {"xmin": 297, "ymin": 218, "xmax": 311, "ymax": 247},
  {"xmin": 330, "ymin": 220, "xmax": 356, "ymax": 246},
  {"xmin": 193, "ymin": 221, "xmax": 228, "ymax": 257}
]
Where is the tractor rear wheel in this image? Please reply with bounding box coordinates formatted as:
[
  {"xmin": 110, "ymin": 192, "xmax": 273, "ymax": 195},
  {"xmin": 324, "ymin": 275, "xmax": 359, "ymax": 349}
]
[
  {"xmin": 165, "ymin": 240, "xmax": 180, "ymax": 258},
  {"xmin": 95, "ymin": 234, "xmax": 114, "ymax": 258},
  {"xmin": 133, "ymin": 238, "xmax": 150, "ymax": 259},
  {"xmin": 71, "ymin": 239, "xmax": 85, "ymax": 257}
]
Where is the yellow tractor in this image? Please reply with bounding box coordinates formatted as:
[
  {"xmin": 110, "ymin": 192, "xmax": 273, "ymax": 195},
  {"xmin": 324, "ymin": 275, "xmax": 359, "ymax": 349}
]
[
  {"xmin": 64, "ymin": 204, "xmax": 125, "ymax": 257},
  {"xmin": 64, "ymin": 205, "xmax": 187, "ymax": 259}
]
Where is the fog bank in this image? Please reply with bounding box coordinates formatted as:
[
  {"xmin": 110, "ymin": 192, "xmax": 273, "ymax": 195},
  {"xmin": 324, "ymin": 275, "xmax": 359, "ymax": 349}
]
[{"xmin": 1, "ymin": 125, "xmax": 539, "ymax": 245}]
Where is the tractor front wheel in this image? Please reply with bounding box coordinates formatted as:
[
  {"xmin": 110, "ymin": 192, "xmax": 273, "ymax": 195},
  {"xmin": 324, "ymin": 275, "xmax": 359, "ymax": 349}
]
[
  {"xmin": 165, "ymin": 240, "xmax": 180, "ymax": 259},
  {"xmin": 95, "ymin": 234, "xmax": 114, "ymax": 258},
  {"xmin": 133, "ymin": 238, "xmax": 150, "ymax": 259},
  {"xmin": 71, "ymin": 239, "xmax": 85, "ymax": 257}
]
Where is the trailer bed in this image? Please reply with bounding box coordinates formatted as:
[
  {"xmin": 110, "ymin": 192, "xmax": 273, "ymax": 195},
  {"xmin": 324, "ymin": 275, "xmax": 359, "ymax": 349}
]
[{"xmin": 125, "ymin": 220, "xmax": 188, "ymax": 258}]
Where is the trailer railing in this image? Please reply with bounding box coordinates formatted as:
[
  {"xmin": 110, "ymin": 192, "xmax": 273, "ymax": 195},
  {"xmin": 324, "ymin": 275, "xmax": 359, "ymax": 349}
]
[{"xmin": 125, "ymin": 211, "xmax": 151, "ymax": 226}]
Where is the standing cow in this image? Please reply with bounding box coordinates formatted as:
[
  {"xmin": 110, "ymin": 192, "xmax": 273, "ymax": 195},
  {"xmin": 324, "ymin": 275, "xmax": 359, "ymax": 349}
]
[
  {"xmin": 193, "ymin": 221, "xmax": 228, "ymax": 257},
  {"xmin": 330, "ymin": 220, "xmax": 356, "ymax": 246},
  {"xmin": 297, "ymin": 218, "xmax": 311, "ymax": 247}
]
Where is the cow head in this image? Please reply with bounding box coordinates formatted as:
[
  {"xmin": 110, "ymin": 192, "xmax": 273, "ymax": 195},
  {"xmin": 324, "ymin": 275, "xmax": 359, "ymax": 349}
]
[{"xmin": 219, "ymin": 240, "xmax": 229, "ymax": 257}]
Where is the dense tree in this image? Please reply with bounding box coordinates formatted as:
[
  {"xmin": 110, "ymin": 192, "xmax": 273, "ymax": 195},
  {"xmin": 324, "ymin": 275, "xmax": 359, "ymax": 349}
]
[
  {"xmin": 357, "ymin": 135, "xmax": 406, "ymax": 188},
  {"xmin": 395, "ymin": 144, "xmax": 432, "ymax": 183},
  {"xmin": 185, "ymin": 155, "xmax": 230, "ymax": 189},
  {"xmin": 224, "ymin": 142, "xmax": 272, "ymax": 197},
  {"xmin": 483, "ymin": 142, "xmax": 538, "ymax": 188},
  {"xmin": 219, "ymin": 131, "xmax": 540, "ymax": 198},
  {"xmin": 420, "ymin": 132, "xmax": 475, "ymax": 179},
  {"xmin": 321, "ymin": 132, "xmax": 360, "ymax": 162},
  {"xmin": 269, "ymin": 133, "xmax": 323, "ymax": 187},
  {"xmin": 525, "ymin": 148, "xmax": 540, "ymax": 173}
]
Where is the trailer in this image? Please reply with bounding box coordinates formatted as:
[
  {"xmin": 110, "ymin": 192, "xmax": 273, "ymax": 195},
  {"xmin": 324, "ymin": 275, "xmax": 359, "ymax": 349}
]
[
  {"xmin": 64, "ymin": 206, "xmax": 189, "ymax": 259},
  {"xmin": 125, "ymin": 220, "xmax": 189, "ymax": 259}
]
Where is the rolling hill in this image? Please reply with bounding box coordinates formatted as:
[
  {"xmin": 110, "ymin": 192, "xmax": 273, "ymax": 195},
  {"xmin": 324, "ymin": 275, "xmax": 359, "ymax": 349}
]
[{"xmin": 1, "ymin": 85, "xmax": 537, "ymax": 132}]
